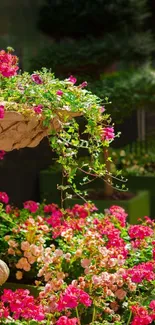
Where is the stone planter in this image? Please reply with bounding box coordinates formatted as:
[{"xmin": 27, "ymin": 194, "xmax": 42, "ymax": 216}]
[
  {"xmin": 0, "ymin": 109, "xmax": 81, "ymax": 151},
  {"xmin": 127, "ymin": 175, "xmax": 155, "ymax": 218}
]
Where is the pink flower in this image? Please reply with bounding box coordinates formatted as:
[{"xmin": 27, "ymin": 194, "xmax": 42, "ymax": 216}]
[
  {"xmin": 70, "ymin": 204, "xmax": 89, "ymax": 219},
  {"xmin": 115, "ymin": 289, "xmax": 126, "ymax": 300},
  {"xmin": 46, "ymin": 210, "xmax": 63, "ymax": 227},
  {"xmin": 109, "ymin": 205, "xmax": 127, "ymax": 227},
  {"xmin": 150, "ymin": 300, "xmax": 155, "ymax": 310},
  {"xmin": 5, "ymin": 204, "xmax": 11, "ymax": 214},
  {"xmin": 44, "ymin": 203, "xmax": 58, "ymax": 213},
  {"xmin": 23, "ymin": 200, "xmax": 39, "ymax": 213},
  {"xmin": 31, "ymin": 74, "xmax": 43, "ymax": 84},
  {"xmin": 56, "ymin": 90, "xmax": 63, "ymax": 96},
  {"xmin": 0, "ymin": 50, "xmax": 18, "ymax": 77},
  {"xmin": 78, "ymin": 81, "xmax": 87, "ymax": 88},
  {"xmin": 101, "ymin": 126, "xmax": 115, "ymax": 141},
  {"xmin": 0, "ymin": 192, "xmax": 9, "ymax": 204},
  {"xmin": 81, "ymin": 259, "xmax": 91, "ymax": 268},
  {"xmin": 0, "ymin": 105, "xmax": 5, "ymax": 119},
  {"xmin": 33, "ymin": 104, "xmax": 43, "ymax": 114},
  {"xmin": 128, "ymin": 225, "xmax": 153, "ymax": 240},
  {"xmin": 131, "ymin": 305, "xmax": 152, "ymax": 325},
  {"xmin": 0, "ymin": 150, "xmax": 5, "ymax": 160},
  {"xmin": 128, "ymin": 262, "xmax": 155, "ymax": 283},
  {"xmin": 21, "ymin": 241, "xmax": 30, "ymax": 251},
  {"xmin": 100, "ymin": 106, "xmax": 105, "ymax": 113},
  {"xmin": 57, "ymin": 285, "xmax": 92, "ymax": 311},
  {"xmin": 68, "ymin": 75, "xmax": 77, "ymax": 84},
  {"xmin": 1, "ymin": 289, "xmax": 45, "ymax": 321},
  {"xmin": 56, "ymin": 316, "xmax": 78, "ymax": 325}
]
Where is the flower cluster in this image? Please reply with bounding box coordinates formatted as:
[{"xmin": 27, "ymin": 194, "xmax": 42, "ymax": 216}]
[
  {"xmin": 0, "ymin": 49, "xmax": 18, "ymax": 78},
  {"xmin": 0, "ymin": 289, "xmax": 44, "ymax": 322},
  {"xmin": 0, "ymin": 195, "xmax": 155, "ymax": 324}
]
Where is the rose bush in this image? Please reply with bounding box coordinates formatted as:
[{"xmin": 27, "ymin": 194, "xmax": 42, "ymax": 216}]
[{"xmin": 0, "ymin": 194, "xmax": 155, "ymax": 324}]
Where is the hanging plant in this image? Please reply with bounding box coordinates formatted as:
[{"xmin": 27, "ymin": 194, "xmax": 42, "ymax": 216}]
[{"xmin": 0, "ymin": 48, "xmax": 126, "ymax": 205}]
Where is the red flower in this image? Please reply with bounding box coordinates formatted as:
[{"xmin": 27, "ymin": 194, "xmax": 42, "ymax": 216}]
[
  {"xmin": 78, "ymin": 81, "xmax": 87, "ymax": 88},
  {"xmin": 68, "ymin": 75, "xmax": 77, "ymax": 84},
  {"xmin": 23, "ymin": 200, "xmax": 39, "ymax": 213},
  {"xmin": 0, "ymin": 192, "xmax": 9, "ymax": 204},
  {"xmin": 0, "ymin": 50, "xmax": 18, "ymax": 77},
  {"xmin": 150, "ymin": 300, "xmax": 155, "ymax": 310},
  {"xmin": 101, "ymin": 127, "xmax": 115, "ymax": 141},
  {"xmin": 56, "ymin": 316, "xmax": 78, "ymax": 325},
  {"xmin": 33, "ymin": 105, "xmax": 43, "ymax": 114},
  {"xmin": 31, "ymin": 74, "xmax": 43, "ymax": 84},
  {"xmin": 0, "ymin": 150, "xmax": 5, "ymax": 160},
  {"xmin": 0, "ymin": 105, "xmax": 5, "ymax": 119},
  {"xmin": 56, "ymin": 90, "xmax": 63, "ymax": 96}
]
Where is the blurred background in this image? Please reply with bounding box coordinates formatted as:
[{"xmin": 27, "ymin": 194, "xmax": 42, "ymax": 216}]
[{"xmin": 1, "ymin": 0, "xmax": 155, "ymax": 210}]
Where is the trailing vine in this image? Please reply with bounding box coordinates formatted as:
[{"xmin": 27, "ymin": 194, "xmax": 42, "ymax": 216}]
[{"xmin": 0, "ymin": 48, "xmax": 127, "ymax": 206}]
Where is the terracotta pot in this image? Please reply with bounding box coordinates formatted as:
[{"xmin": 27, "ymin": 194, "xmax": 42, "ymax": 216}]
[{"xmin": 0, "ymin": 108, "xmax": 81, "ymax": 151}]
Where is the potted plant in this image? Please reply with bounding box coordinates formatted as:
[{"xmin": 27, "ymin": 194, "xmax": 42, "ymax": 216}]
[{"xmin": 0, "ymin": 48, "xmax": 127, "ymax": 210}]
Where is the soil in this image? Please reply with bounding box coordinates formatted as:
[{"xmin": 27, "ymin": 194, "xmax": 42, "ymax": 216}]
[{"xmin": 86, "ymin": 189, "xmax": 135, "ymax": 201}]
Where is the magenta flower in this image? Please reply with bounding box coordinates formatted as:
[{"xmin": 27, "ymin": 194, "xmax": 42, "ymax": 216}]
[
  {"xmin": 68, "ymin": 75, "xmax": 77, "ymax": 84},
  {"xmin": 56, "ymin": 90, "xmax": 63, "ymax": 96},
  {"xmin": 101, "ymin": 126, "xmax": 115, "ymax": 141},
  {"xmin": 100, "ymin": 106, "xmax": 105, "ymax": 113},
  {"xmin": 33, "ymin": 104, "xmax": 43, "ymax": 114},
  {"xmin": 1, "ymin": 289, "xmax": 45, "ymax": 321},
  {"xmin": 23, "ymin": 200, "xmax": 39, "ymax": 213},
  {"xmin": 150, "ymin": 300, "xmax": 155, "ymax": 310},
  {"xmin": 0, "ymin": 105, "xmax": 5, "ymax": 119},
  {"xmin": 31, "ymin": 74, "xmax": 43, "ymax": 84},
  {"xmin": 57, "ymin": 285, "xmax": 92, "ymax": 311},
  {"xmin": 0, "ymin": 50, "xmax": 19, "ymax": 77},
  {"xmin": 0, "ymin": 192, "xmax": 9, "ymax": 204},
  {"xmin": 0, "ymin": 150, "xmax": 5, "ymax": 160},
  {"xmin": 78, "ymin": 81, "xmax": 88, "ymax": 88},
  {"xmin": 56, "ymin": 316, "xmax": 78, "ymax": 325},
  {"xmin": 128, "ymin": 225, "xmax": 154, "ymax": 240},
  {"xmin": 5, "ymin": 204, "xmax": 12, "ymax": 214}
]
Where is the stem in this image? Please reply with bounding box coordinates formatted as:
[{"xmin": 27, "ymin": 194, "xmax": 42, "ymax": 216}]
[
  {"xmin": 75, "ymin": 307, "xmax": 81, "ymax": 325},
  {"xmin": 127, "ymin": 310, "xmax": 132, "ymax": 325},
  {"xmin": 92, "ymin": 305, "xmax": 96, "ymax": 323},
  {"xmin": 103, "ymin": 148, "xmax": 113, "ymax": 197},
  {"xmin": 61, "ymin": 168, "xmax": 64, "ymax": 209},
  {"xmin": 71, "ymin": 186, "xmax": 88, "ymax": 202},
  {"xmin": 47, "ymin": 314, "xmax": 52, "ymax": 325},
  {"xmin": 78, "ymin": 167, "xmax": 127, "ymax": 183},
  {"xmin": 0, "ymin": 213, "xmax": 16, "ymax": 225}
]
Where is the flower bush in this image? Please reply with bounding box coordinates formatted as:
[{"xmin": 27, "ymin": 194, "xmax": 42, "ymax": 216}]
[
  {"xmin": 111, "ymin": 146, "xmax": 155, "ymax": 176},
  {"xmin": 0, "ymin": 194, "xmax": 155, "ymax": 324},
  {"xmin": 0, "ymin": 48, "xmax": 126, "ymax": 204}
]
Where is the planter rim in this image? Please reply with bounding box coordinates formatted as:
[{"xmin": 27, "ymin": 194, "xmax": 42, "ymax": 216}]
[{"xmin": 0, "ymin": 109, "xmax": 81, "ymax": 151}]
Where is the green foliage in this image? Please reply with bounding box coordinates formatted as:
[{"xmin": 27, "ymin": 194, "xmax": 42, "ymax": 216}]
[
  {"xmin": 88, "ymin": 67, "xmax": 155, "ymax": 122},
  {"xmin": 28, "ymin": 32, "xmax": 154, "ymax": 80},
  {"xmin": 38, "ymin": 0, "xmax": 151, "ymax": 40},
  {"xmin": 111, "ymin": 142, "xmax": 155, "ymax": 176},
  {"xmin": 30, "ymin": 0, "xmax": 154, "ymax": 78}
]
